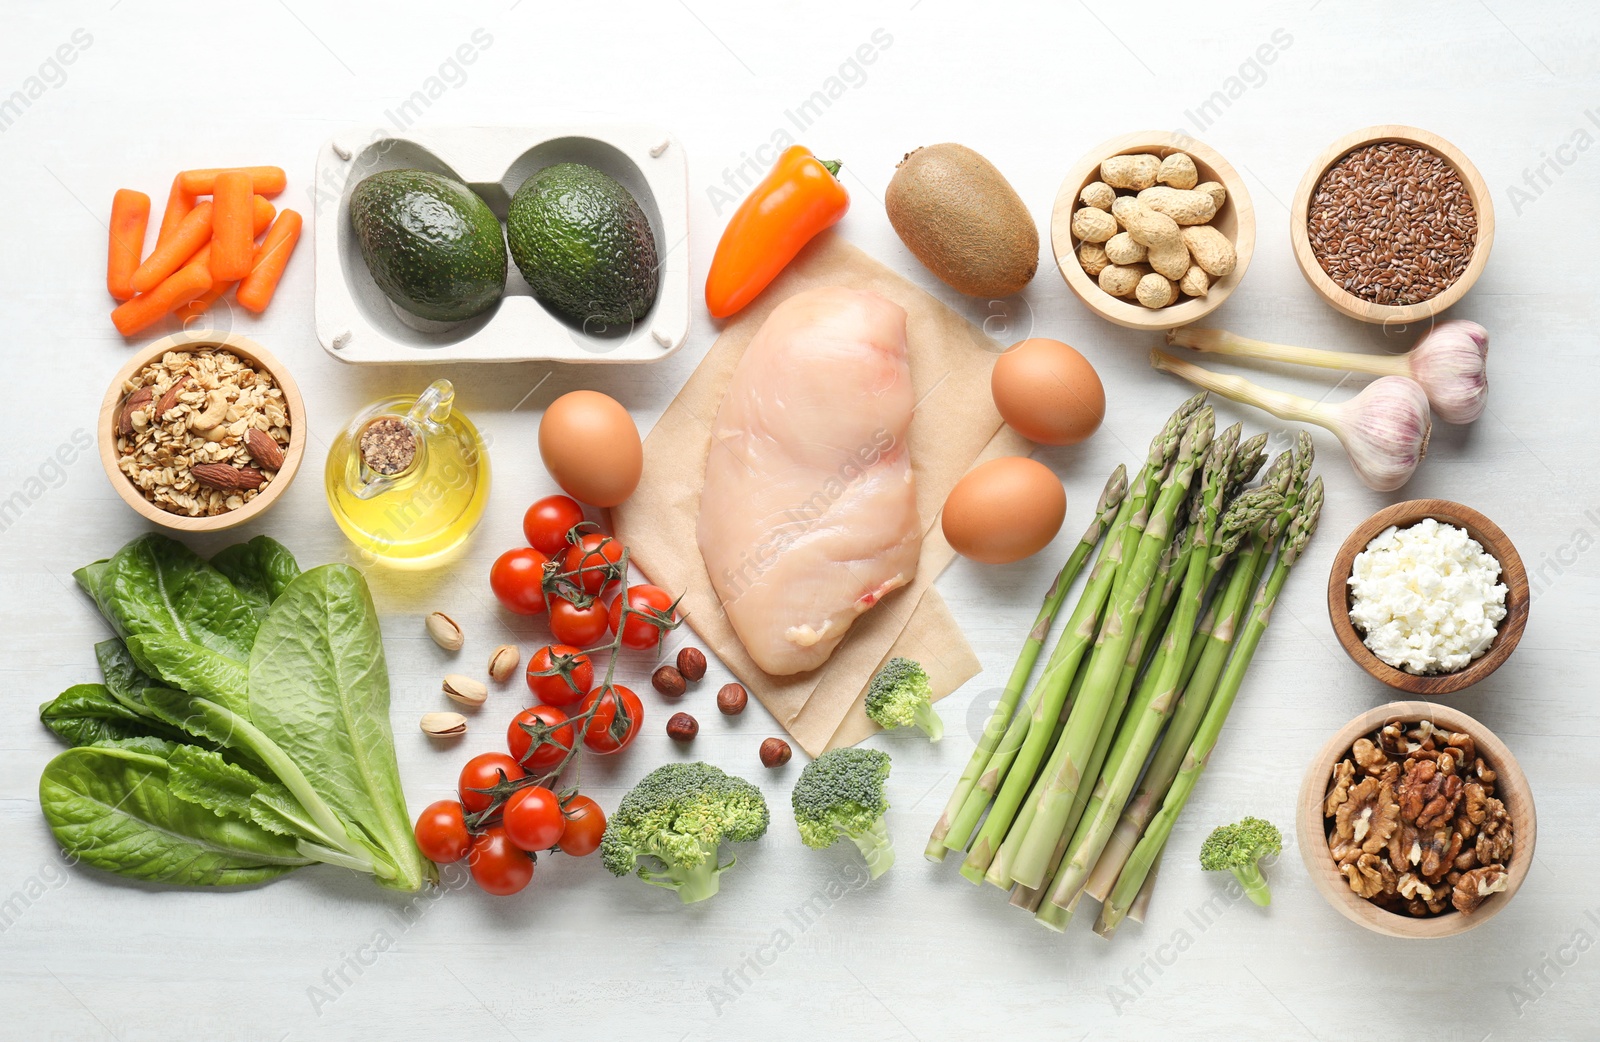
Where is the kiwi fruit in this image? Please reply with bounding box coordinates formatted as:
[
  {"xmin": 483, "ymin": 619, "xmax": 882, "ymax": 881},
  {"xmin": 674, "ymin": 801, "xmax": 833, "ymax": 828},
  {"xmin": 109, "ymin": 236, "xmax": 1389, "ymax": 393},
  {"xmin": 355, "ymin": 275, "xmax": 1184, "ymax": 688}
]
[{"xmin": 885, "ymin": 143, "xmax": 1039, "ymax": 297}]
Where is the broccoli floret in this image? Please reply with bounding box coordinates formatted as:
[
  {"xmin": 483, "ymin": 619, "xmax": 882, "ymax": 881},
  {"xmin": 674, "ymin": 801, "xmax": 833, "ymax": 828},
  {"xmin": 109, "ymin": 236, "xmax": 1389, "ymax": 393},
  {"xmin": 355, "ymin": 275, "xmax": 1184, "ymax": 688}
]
[
  {"xmin": 791, "ymin": 748, "xmax": 894, "ymax": 879},
  {"xmin": 865, "ymin": 657, "xmax": 942, "ymax": 742},
  {"xmin": 1199, "ymin": 816, "xmax": 1283, "ymax": 907},
  {"xmin": 599, "ymin": 761, "xmax": 770, "ymax": 904}
]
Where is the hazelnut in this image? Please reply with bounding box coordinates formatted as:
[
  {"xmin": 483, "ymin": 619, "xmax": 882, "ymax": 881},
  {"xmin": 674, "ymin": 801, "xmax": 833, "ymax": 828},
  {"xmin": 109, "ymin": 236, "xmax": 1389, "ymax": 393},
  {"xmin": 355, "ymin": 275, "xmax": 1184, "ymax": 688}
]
[
  {"xmin": 676, "ymin": 647, "xmax": 707, "ymax": 682},
  {"xmin": 717, "ymin": 683, "xmax": 748, "ymax": 716},
  {"xmin": 652, "ymin": 665, "xmax": 687, "ymax": 698},
  {"xmin": 759, "ymin": 737, "xmax": 792, "ymax": 768},
  {"xmin": 666, "ymin": 712, "xmax": 699, "ymax": 741}
]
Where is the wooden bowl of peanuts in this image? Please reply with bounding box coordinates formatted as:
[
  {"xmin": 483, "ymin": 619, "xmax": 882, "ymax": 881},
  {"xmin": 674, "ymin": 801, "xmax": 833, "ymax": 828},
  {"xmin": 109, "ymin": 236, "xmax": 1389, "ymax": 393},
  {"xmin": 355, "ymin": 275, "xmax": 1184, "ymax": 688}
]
[
  {"xmin": 98, "ymin": 330, "xmax": 306, "ymax": 532},
  {"xmin": 1290, "ymin": 125, "xmax": 1495, "ymax": 325},
  {"xmin": 1051, "ymin": 131, "xmax": 1255, "ymax": 331}
]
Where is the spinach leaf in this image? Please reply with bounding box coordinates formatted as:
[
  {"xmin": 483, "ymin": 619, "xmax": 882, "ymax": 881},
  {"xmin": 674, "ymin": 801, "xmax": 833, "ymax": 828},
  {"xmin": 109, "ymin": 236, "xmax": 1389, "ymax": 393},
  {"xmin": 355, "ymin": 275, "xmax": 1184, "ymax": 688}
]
[
  {"xmin": 39, "ymin": 684, "xmax": 157, "ymax": 746},
  {"xmin": 211, "ymin": 536, "xmax": 301, "ymax": 617},
  {"xmin": 74, "ymin": 534, "xmax": 258, "ymax": 663},
  {"xmin": 248, "ymin": 564, "xmax": 426, "ymax": 892},
  {"xmin": 39, "ymin": 745, "xmax": 311, "ymax": 886},
  {"xmin": 126, "ymin": 634, "xmax": 250, "ymax": 718}
]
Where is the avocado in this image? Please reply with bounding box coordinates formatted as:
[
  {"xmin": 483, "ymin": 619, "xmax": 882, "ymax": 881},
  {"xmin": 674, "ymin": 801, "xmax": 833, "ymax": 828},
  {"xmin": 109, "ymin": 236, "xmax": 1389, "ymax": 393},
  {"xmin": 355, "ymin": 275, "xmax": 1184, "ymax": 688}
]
[
  {"xmin": 348, "ymin": 169, "xmax": 507, "ymax": 323},
  {"xmin": 506, "ymin": 163, "xmax": 659, "ymax": 332},
  {"xmin": 885, "ymin": 143, "xmax": 1039, "ymax": 298}
]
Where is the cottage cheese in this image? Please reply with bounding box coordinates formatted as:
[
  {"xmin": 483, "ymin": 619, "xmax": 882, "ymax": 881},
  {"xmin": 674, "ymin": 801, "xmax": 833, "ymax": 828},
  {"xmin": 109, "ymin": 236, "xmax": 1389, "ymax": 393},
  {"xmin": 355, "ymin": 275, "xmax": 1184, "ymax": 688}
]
[{"xmin": 1348, "ymin": 518, "xmax": 1508, "ymax": 675}]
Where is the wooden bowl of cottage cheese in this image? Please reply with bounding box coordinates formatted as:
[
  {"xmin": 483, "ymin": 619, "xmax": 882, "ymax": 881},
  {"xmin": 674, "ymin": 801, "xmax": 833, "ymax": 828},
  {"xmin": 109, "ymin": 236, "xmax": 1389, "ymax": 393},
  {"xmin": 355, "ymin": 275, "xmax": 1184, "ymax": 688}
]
[{"xmin": 1328, "ymin": 500, "xmax": 1528, "ymax": 695}]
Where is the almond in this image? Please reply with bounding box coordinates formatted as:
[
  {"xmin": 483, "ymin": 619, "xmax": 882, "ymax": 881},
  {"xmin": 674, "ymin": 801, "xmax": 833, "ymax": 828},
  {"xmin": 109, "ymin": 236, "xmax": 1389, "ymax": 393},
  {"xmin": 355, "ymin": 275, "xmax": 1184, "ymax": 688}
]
[
  {"xmin": 154, "ymin": 374, "xmax": 192, "ymax": 419},
  {"xmin": 245, "ymin": 428, "xmax": 286, "ymax": 471},
  {"xmin": 190, "ymin": 463, "xmax": 266, "ymax": 491},
  {"xmin": 116, "ymin": 387, "xmax": 152, "ymax": 437}
]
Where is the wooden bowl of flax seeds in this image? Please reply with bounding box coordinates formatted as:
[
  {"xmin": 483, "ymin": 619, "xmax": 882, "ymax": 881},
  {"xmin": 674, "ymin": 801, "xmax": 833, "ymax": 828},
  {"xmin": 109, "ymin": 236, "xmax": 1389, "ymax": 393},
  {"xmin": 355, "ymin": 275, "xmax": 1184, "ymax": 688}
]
[{"xmin": 1291, "ymin": 126, "xmax": 1493, "ymax": 325}]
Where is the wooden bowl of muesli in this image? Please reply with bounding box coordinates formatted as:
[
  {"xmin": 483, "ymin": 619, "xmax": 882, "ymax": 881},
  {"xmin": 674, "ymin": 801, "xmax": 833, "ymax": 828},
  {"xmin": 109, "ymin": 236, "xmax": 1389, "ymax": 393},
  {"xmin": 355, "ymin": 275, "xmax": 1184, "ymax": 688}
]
[
  {"xmin": 98, "ymin": 330, "xmax": 305, "ymax": 532},
  {"xmin": 1296, "ymin": 702, "xmax": 1535, "ymax": 939}
]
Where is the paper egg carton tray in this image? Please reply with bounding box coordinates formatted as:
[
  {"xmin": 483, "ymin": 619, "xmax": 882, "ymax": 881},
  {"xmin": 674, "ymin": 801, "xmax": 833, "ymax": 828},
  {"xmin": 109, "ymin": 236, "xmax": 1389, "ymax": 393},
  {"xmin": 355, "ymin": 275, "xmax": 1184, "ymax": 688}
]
[{"xmin": 312, "ymin": 124, "xmax": 689, "ymax": 365}]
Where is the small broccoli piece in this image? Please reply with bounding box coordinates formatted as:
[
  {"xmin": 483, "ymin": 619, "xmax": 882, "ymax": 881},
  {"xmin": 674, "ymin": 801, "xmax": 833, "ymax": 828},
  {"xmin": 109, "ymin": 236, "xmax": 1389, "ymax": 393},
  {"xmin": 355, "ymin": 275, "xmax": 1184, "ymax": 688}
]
[
  {"xmin": 865, "ymin": 657, "xmax": 942, "ymax": 742},
  {"xmin": 791, "ymin": 748, "xmax": 894, "ymax": 879},
  {"xmin": 1199, "ymin": 816, "xmax": 1283, "ymax": 907},
  {"xmin": 599, "ymin": 761, "xmax": 769, "ymax": 904}
]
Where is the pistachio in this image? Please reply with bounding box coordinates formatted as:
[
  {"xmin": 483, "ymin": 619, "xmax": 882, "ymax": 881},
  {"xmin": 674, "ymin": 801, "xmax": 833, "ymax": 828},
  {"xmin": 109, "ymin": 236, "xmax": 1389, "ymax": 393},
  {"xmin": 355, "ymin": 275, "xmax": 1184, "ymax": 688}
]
[
  {"xmin": 488, "ymin": 644, "xmax": 520, "ymax": 684},
  {"xmin": 425, "ymin": 612, "xmax": 464, "ymax": 652},
  {"xmin": 421, "ymin": 712, "xmax": 468, "ymax": 738},
  {"xmin": 442, "ymin": 674, "xmax": 487, "ymax": 707}
]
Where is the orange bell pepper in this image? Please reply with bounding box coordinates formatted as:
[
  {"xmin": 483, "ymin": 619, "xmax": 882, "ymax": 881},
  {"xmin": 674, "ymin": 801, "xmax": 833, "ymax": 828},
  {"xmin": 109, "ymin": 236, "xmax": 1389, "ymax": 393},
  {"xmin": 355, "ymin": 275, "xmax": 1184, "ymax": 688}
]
[{"xmin": 704, "ymin": 145, "xmax": 849, "ymax": 319}]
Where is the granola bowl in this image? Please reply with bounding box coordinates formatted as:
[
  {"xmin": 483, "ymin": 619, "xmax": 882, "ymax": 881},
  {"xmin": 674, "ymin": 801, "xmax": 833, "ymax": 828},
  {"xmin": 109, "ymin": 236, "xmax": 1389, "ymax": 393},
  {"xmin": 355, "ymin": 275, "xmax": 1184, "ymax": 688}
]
[
  {"xmin": 1297, "ymin": 702, "xmax": 1535, "ymax": 939},
  {"xmin": 98, "ymin": 330, "xmax": 306, "ymax": 533}
]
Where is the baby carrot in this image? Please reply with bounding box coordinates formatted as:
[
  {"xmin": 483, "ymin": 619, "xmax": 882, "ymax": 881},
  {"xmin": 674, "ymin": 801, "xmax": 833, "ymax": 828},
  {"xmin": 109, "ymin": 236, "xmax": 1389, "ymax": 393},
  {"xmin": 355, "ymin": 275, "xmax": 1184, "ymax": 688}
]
[
  {"xmin": 178, "ymin": 165, "xmax": 287, "ymax": 197},
  {"xmin": 236, "ymin": 210, "xmax": 302, "ymax": 313},
  {"xmin": 175, "ymin": 199, "xmax": 278, "ymax": 321},
  {"xmin": 111, "ymin": 264, "xmax": 214, "ymax": 337},
  {"xmin": 210, "ymin": 171, "xmax": 254, "ymax": 281},
  {"xmin": 156, "ymin": 175, "xmax": 194, "ymax": 249},
  {"xmin": 132, "ymin": 200, "xmax": 212, "ymax": 294},
  {"xmin": 106, "ymin": 189, "xmax": 150, "ymax": 301}
]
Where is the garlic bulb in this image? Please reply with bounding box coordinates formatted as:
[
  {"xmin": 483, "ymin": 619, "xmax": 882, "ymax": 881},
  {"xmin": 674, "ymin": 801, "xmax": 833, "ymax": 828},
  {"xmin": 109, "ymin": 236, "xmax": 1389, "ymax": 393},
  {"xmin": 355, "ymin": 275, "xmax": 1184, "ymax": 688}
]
[
  {"xmin": 1150, "ymin": 350, "xmax": 1432, "ymax": 491},
  {"xmin": 1166, "ymin": 319, "xmax": 1488, "ymax": 424}
]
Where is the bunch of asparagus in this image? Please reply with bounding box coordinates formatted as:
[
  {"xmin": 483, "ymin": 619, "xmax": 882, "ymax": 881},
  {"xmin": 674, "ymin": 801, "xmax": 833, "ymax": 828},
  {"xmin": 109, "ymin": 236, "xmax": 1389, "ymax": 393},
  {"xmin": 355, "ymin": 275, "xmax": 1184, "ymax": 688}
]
[{"xmin": 925, "ymin": 393, "xmax": 1324, "ymax": 936}]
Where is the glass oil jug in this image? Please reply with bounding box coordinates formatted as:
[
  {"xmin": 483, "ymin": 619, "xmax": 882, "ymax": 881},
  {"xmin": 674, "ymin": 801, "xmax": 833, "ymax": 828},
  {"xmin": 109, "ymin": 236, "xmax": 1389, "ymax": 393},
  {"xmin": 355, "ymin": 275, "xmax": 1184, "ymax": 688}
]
[{"xmin": 324, "ymin": 379, "xmax": 490, "ymax": 567}]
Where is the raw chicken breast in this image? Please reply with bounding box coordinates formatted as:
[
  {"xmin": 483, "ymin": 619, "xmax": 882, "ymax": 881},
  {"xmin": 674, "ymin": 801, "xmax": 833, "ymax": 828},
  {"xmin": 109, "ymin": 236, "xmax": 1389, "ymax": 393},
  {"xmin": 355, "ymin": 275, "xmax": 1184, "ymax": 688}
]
[{"xmin": 699, "ymin": 286, "xmax": 921, "ymax": 676}]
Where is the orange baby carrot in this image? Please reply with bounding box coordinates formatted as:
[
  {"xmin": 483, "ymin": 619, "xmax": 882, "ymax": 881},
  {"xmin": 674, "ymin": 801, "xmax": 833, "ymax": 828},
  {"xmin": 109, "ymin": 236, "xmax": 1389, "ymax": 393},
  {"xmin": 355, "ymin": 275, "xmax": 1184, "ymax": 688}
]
[
  {"xmin": 178, "ymin": 165, "xmax": 287, "ymax": 197},
  {"xmin": 236, "ymin": 210, "xmax": 302, "ymax": 313},
  {"xmin": 107, "ymin": 189, "xmax": 150, "ymax": 301},
  {"xmin": 174, "ymin": 200, "xmax": 277, "ymax": 321},
  {"xmin": 210, "ymin": 171, "xmax": 254, "ymax": 281},
  {"xmin": 111, "ymin": 264, "xmax": 214, "ymax": 337},
  {"xmin": 132, "ymin": 200, "xmax": 212, "ymax": 294},
  {"xmin": 156, "ymin": 175, "xmax": 194, "ymax": 249}
]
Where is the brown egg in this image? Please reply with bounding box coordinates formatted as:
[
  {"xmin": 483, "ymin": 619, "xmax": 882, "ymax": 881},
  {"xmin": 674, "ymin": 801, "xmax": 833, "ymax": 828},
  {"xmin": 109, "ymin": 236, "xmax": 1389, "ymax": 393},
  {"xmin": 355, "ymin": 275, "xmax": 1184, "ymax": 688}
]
[
  {"xmin": 991, "ymin": 337, "xmax": 1105, "ymax": 445},
  {"xmin": 941, "ymin": 457, "xmax": 1066, "ymax": 564},
  {"xmin": 538, "ymin": 390, "xmax": 642, "ymax": 507}
]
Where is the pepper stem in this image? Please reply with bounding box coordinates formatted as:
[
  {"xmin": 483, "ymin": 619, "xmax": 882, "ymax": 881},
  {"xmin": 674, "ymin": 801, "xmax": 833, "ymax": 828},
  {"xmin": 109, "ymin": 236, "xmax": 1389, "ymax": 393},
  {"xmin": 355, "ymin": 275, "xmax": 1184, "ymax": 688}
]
[{"xmin": 819, "ymin": 159, "xmax": 843, "ymax": 177}]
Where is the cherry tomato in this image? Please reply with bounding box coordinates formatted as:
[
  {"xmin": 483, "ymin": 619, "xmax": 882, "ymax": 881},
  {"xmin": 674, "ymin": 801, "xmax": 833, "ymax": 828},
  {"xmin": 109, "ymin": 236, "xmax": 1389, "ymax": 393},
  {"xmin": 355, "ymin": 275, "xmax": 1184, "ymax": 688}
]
[
  {"xmin": 489, "ymin": 547, "xmax": 550, "ymax": 616},
  {"xmin": 549, "ymin": 596, "xmax": 610, "ymax": 647},
  {"xmin": 558, "ymin": 795, "xmax": 606, "ymax": 857},
  {"xmin": 608, "ymin": 584, "xmax": 678, "ymax": 651},
  {"xmin": 413, "ymin": 800, "xmax": 471, "ymax": 863},
  {"xmin": 526, "ymin": 644, "xmax": 594, "ymax": 708},
  {"xmin": 468, "ymin": 826, "xmax": 535, "ymax": 895},
  {"xmin": 523, "ymin": 495, "xmax": 585, "ymax": 556},
  {"xmin": 458, "ymin": 752, "xmax": 524, "ymax": 814},
  {"xmin": 502, "ymin": 786, "xmax": 566, "ymax": 852},
  {"xmin": 506, "ymin": 705, "xmax": 575, "ymax": 775},
  {"xmin": 563, "ymin": 533, "xmax": 624, "ymax": 597},
  {"xmin": 581, "ymin": 684, "xmax": 644, "ymax": 755}
]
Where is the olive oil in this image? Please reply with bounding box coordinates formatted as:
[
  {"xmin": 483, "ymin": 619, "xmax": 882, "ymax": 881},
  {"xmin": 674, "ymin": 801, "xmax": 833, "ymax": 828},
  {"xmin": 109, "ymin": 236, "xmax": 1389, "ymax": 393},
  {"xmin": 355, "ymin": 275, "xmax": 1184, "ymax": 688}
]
[{"xmin": 325, "ymin": 380, "xmax": 489, "ymax": 567}]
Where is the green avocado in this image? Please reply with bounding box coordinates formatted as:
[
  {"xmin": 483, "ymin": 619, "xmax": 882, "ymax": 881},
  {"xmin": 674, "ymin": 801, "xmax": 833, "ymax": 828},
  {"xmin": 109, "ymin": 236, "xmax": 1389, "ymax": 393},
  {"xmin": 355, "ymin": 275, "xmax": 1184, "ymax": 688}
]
[
  {"xmin": 506, "ymin": 163, "xmax": 659, "ymax": 332},
  {"xmin": 348, "ymin": 169, "xmax": 507, "ymax": 323}
]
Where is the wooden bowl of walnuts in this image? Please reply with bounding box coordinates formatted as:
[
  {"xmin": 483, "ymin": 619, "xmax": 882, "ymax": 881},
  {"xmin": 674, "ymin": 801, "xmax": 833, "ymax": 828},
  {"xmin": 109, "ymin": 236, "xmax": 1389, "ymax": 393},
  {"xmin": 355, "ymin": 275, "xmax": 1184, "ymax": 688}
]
[
  {"xmin": 1296, "ymin": 702, "xmax": 1535, "ymax": 938},
  {"xmin": 1051, "ymin": 131, "xmax": 1255, "ymax": 331},
  {"xmin": 97, "ymin": 330, "xmax": 306, "ymax": 533}
]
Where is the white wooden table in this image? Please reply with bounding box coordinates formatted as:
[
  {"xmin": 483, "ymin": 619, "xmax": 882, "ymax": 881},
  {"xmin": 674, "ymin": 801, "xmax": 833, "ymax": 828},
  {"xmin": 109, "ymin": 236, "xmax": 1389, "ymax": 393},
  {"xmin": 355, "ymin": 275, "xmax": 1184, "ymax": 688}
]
[{"xmin": 3, "ymin": 2, "xmax": 1595, "ymax": 1039}]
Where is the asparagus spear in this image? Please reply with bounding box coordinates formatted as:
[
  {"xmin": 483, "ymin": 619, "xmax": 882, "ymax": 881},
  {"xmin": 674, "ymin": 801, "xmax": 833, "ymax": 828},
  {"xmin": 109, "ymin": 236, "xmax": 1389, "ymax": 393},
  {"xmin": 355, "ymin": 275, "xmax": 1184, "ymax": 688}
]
[
  {"xmin": 1098, "ymin": 475, "xmax": 1324, "ymax": 936},
  {"xmin": 1126, "ymin": 842, "xmax": 1165, "ymax": 923},
  {"xmin": 925, "ymin": 464, "xmax": 1128, "ymax": 861},
  {"xmin": 1006, "ymin": 409, "xmax": 1215, "ymax": 889}
]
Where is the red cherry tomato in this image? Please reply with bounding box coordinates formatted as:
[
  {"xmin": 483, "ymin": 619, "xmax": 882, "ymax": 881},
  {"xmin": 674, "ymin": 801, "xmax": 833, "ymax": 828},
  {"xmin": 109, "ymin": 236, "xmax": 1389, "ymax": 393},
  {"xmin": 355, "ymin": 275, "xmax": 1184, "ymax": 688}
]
[
  {"xmin": 523, "ymin": 495, "xmax": 585, "ymax": 556},
  {"xmin": 608, "ymin": 584, "xmax": 678, "ymax": 651},
  {"xmin": 563, "ymin": 533, "xmax": 624, "ymax": 597},
  {"xmin": 549, "ymin": 596, "xmax": 610, "ymax": 647},
  {"xmin": 502, "ymin": 786, "xmax": 566, "ymax": 852},
  {"xmin": 506, "ymin": 705, "xmax": 575, "ymax": 775},
  {"xmin": 412, "ymin": 800, "xmax": 471, "ymax": 863},
  {"xmin": 458, "ymin": 752, "xmax": 524, "ymax": 814},
  {"xmin": 581, "ymin": 684, "xmax": 643, "ymax": 755},
  {"xmin": 558, "ymin": 795, "xmax": 606, "ymax": 857},
  {"xmin": 489, "ymin": 547, "xmax": 550, "ymax": 616},
  {"xmin": 468, "ymin": 826, "xmax": 535, "ymax": 895},
  {"xmin": 525, "ymin": 644, "xmax": 594, "ymax": 708}
]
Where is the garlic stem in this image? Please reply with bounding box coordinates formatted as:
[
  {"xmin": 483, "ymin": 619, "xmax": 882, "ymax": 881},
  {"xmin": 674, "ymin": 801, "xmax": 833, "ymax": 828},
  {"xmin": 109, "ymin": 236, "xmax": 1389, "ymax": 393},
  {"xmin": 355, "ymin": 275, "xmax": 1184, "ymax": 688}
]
[
  {"xmin": 1166, "ymin": 327, "xmax": 1411, "ymax": 379},
  {"xmin": 1149, "ymin": 349, "xmax": 1334, "ymax": 427}
]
